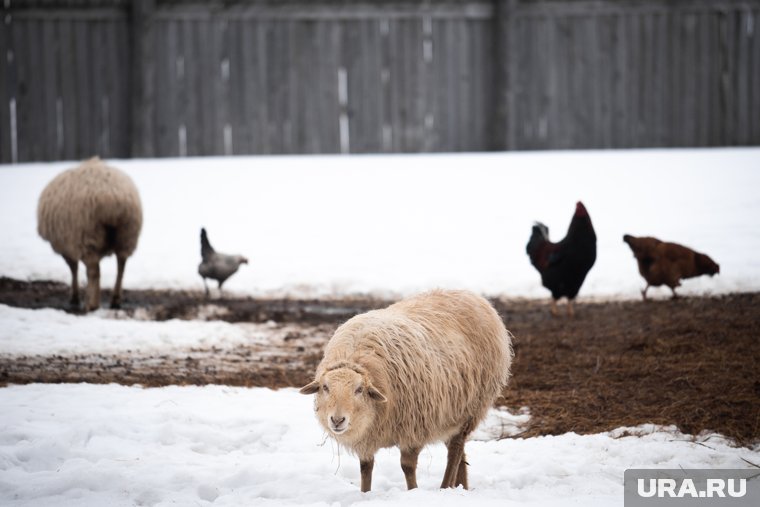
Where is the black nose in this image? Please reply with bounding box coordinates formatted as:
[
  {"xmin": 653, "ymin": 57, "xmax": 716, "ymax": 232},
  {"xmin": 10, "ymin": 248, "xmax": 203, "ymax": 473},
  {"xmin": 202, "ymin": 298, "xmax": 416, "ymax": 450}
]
[{"xmin": 330, "ymin": 416, "xmax": 346, "ymax": 426}]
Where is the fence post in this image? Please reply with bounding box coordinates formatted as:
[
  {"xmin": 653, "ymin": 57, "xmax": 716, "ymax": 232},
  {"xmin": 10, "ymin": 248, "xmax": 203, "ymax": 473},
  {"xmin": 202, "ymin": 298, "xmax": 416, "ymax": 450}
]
[
  {"xmin": 492, "ymin": 0, "xmax": 515, "ymax": 151},
  {"xmin": 130, "ymin": 0, "xmax": 155, "ymax": 158}
]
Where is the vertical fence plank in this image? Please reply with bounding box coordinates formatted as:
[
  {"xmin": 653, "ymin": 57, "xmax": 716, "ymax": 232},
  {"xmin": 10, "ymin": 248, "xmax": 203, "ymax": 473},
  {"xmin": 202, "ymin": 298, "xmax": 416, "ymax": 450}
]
[
  {"xmin": 153, "ymin": 20, "xmax": 168, "ymax": 157},
  {"xmin": 114, "ymin": 17, "xmax": 130, "ymax": 158},
  {"xmin": 696, "ymin": 11, "xmax": 710, "ymax": 147},
  {"xmin": 130, "ymin": 0, "xmax": 155, "ymax": 157},
  {"xmin": 706, "ymin": 12, "xmax": 723, "ymax": 146},
  {"xmin": 736, "ymin": 9, "xmax": 750, "ymax": 145},
  {"xmin": 159, "ymin": 20, "xmax": 177, "ymax": 157},
  {"xmin": 364, "ymin": 19, "xmax": 383, "ymax": 153},
  {"xmin": 432, "ymin": 18, "xmax": 448, "ymax": 151},
  {"xmin": 98, "ymin": 21, "xmax": 111, "ymax": 157},
  {"xmin": 198, "ymin": 19, "xmax": 215, "ymax": 155},
  {"xmin": 599, "ymin": 14, "xmax": 614, "ymax": 148},
  {"xmin": 441, "ymin": 19, "xmax": 458, "ymax": 151},
  {"xmin": 13, "ymin": 20, "xmax": 30, "ymax": 162},
  {"xmin": 87, "ymin": 20, "xmax": 103, "ymax": 157},
  {"xmin": 293, "ymin": 19, "xmax": 312, "ymax": 152},
  {"xmin": 216, "ymin": 19, "xmax": 231, "ymax": 155},
  {"xmin": 557, "ymin": 14, "xmax": 572, "ymax": 149},
  {"xmin": 722, "ymin": 10, "xmax": 736, "ymax": 146},
  {"xmin": 0, "ymin": 12, "xmax": 10, "ymax": 163},
  {"xmin": 251, "ymin": 20, "xmax": 268, "ymax": 154},
  {"xmin": 652, "ymin": 11, "xmax": 665, "ymax": 147},
  {"xmin": 254, "ymin": 21, "xmax": 269, "ymax": 153},
  {"xmin": 751, "ymin": 8, "xmax": 760, "ymax": 143},
  {"xmin": 638, "ymin": 13, "xmax": 652, "ymax": 148},
  {"xmin": 74, "ymin": 19, "xmax": 92, "ymax": 157},
  {"xmin": 40, "ymin": 20, "xmax": 56, "ymax": 160},
  {"xmin": 228, "ymin": 21, "xmax": 246, "ymax": 155},
  {"xmin": 27, "ymin": 20, "xmax": 46, "ymax": 160},
  {"xmin": 264, "ymin": 21, "xmax": 280, "ymax": 153},
  {"xmin": 58, "ymin": 19, "xmax": 75, "ymax": 161},
  {"xmin": 180, "ymin": 19, "xmax": 195, "ymax": 156}
]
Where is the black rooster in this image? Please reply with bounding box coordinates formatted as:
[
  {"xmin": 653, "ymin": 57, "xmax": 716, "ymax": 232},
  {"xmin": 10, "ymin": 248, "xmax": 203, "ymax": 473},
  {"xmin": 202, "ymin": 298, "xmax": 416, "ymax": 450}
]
[{"xmin": 526, "ymin": 201, "xmax": 597, "ymax": 317}]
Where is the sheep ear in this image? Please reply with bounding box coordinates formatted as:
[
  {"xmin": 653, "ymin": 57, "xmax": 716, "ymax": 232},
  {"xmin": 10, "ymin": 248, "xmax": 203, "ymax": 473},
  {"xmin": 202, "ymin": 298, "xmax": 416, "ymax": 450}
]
[
  {"xmin": 367, "ymin": 385, "xmax": 387, "ymax": 403},
  {"xmin": 299, "ymin": 380, "xmax": 320, "ymax": 395}
]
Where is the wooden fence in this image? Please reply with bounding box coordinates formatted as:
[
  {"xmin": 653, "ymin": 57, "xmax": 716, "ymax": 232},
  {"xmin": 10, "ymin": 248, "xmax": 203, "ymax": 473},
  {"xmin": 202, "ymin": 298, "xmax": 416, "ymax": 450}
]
[{"xmin": 1, "ymin": 0, "xmax": 758, "ymax": 162}]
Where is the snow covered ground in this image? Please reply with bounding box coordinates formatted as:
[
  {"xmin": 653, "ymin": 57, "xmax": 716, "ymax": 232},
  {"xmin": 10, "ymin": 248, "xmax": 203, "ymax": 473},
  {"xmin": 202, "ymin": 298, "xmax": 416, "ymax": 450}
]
[
  {"xmin": 1, "ymin": 148, "xmax": 759, "ymax": 299},
  {"xmin": 1, "ymin": 149, "xmax": 759, "ymax": 506},
  {"xmin": 0, "ymin": 303, "xmax": 277, "ymax": 355},
  {"xmin": 0, "ymin": 384, "xmax": 756, "ymax": 507}
]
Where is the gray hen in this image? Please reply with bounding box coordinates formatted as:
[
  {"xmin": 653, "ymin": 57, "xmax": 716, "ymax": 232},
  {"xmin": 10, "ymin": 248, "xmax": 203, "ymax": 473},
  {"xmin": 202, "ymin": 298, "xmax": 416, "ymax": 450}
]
[{"xmin": 198, "ymin": 228, "xmax": 248, "ymax": 297}]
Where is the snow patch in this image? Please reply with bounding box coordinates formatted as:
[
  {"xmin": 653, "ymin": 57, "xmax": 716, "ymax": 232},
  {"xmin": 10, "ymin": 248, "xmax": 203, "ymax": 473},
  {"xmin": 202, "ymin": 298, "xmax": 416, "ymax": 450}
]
[
  {"xmin": 0, "ymin": 384, "xmax": 756, "ymax": 507},
  {"xmin": 2, "ymin": 149, "xmax": 759, "ymax": 299}
]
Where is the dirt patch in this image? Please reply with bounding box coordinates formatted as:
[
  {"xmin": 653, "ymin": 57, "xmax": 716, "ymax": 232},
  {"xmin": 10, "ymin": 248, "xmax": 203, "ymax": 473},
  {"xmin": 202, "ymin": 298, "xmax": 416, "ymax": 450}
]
[
  {"xmin": 0, "ymin": 276, "xmax": 389, "ymax": 324},
  {"xmin": 1, "ymin": 277, "xmax": 758, "ymax": 445},
  {"xmin": 495, "ymin": 294, "xmax": 760, "ymax": 446}
]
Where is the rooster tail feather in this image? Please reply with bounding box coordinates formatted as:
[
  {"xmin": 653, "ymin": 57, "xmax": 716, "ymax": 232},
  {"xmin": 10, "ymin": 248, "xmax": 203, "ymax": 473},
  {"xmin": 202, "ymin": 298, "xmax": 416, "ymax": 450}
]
[
  {"xmin": 526, "ymin": 222, "xmax": 550, "ymax": 258},
  {"xmin": 201, "ymin": 228, "xmax": 215, "ymax": 260}
]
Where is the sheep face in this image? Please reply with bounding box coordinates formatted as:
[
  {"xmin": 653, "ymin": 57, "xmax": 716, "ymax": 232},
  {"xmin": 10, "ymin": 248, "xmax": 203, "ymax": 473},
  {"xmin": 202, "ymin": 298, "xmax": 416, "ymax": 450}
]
[{"xmin": 300, "ymin": 367, "xmax": 386, "ymax": 444}]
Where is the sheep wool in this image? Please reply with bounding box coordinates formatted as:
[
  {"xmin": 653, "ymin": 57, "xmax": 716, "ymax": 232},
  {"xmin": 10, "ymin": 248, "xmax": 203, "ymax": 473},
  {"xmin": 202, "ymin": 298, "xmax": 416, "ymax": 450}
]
[
  {"xmin": 37, "ymin": 157, "xmax": 143, "ymax": 311},
  {"xmin": 301, "ymin": 289, "xmax": 513, "ymax": 492}
]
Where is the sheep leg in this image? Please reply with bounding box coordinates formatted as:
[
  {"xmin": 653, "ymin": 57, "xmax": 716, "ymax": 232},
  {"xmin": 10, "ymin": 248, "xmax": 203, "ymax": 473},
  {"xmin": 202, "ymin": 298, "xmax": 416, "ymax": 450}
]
[
  {"xmin": 567, "ymin": 299, "xmax": 575, "ymax": 318},
  {"xmin": 550, "ymin": 299, "xmax": 559, "ymax": 317},
  {"xmin": 84, "ymin": 260, "xmax": 101, "ymax": 312},
  {"xmin": 441, "ymin": 433, "xmax": 467, "ymax": 488},
  {"xmin": 111, "ymin": 255, "xmax": 127, "ymax": 309},
  {"xmin": 359, "ymin": 457, "xmax": 374, "ymax": 493},
  {"xmin": 641, "ymin": 285, "xmax": 649, "ymax": 301},
  {"xmin": 442, "ymin": 419, "xmax": 475, "ymax": 489},
  {"xmin": 670, "ymin": 287, "xmax": 679, "ymax": 299},
  {"xmin": 400, "ymin": 447, "xmax": 420, "ymax": 490},
  {"xmin": 63, "ymin": 255, "xmax": 80, "ymax": 308},
  {"xmin": 455, "ymin": 451, "xmax": 469, "ymax": 489}
]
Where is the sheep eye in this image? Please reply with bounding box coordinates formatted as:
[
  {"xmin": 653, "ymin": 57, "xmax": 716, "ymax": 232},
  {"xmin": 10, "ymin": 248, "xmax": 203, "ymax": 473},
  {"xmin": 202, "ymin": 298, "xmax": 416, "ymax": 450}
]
[
  {"xmin": 355, "ymin": 386, "xmax": 363, "ymax": 395},
  {"xmin": 322, "ymin": 384, "xmax": 329, "ymax": 393}
]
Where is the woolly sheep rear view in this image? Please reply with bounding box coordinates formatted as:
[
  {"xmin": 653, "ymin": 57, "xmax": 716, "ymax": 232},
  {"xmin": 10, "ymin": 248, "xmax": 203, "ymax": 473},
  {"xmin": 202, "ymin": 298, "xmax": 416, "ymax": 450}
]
[
  {"xmin": 300, "ymin": 289, "xmax": 513, "ymax": 492},
  {"xmin": 37, "ymin": 157, "xmax": 143, "ymax": 312}
]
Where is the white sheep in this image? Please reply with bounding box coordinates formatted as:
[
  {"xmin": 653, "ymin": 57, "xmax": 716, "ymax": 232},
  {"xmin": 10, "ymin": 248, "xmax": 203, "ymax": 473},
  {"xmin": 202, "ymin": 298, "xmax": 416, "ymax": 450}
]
[
  {"xmin": 37, "ymin": 157, "xmax": 143, "ymax": 311},
  {"xmin": 300, "ymin": 289, "xmax": 513, "ymax": 492}
]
